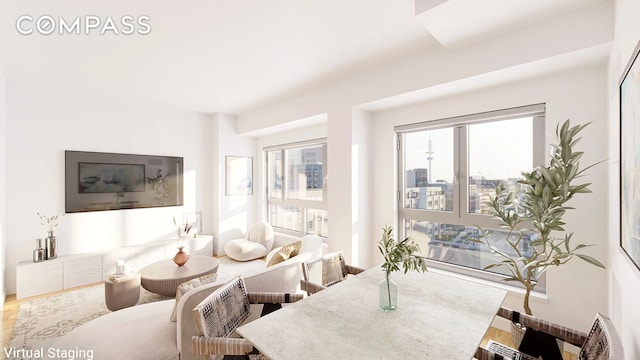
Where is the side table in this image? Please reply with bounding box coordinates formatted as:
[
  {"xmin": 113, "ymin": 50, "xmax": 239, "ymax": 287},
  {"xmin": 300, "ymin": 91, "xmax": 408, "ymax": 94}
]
[
  {"xmin": 105, "ymin": 273, "xmax": 141, "ymax": 311},
  {"xmin": 138, "ymin": 255, "xmax": 219, "ymax": 297}
]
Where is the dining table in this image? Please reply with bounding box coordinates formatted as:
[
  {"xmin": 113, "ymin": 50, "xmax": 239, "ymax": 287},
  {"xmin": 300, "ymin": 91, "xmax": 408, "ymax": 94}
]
[{"xmin": 237, "ymin": 267, "xmax": 508, "ymax": 359}]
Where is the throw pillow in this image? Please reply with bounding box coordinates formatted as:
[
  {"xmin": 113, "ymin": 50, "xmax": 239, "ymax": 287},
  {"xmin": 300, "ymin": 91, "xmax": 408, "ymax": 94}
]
[
  {"xmin": 170, "ymin": 273, "xmax": 217, "ymax": 321},
  {"xmin": 266, "ymin": 241, "xmax": 302, "ymax": 267}
]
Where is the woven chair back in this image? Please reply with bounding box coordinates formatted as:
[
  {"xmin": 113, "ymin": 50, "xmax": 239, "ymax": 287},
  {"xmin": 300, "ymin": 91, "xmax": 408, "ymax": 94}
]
[
  {"xmin": 302, "ymin": 251, "xmax": 348, "ymax": 287},
  {"xmin": 193, "ymin": 276, "xmax": 250, "ymax": 339}
]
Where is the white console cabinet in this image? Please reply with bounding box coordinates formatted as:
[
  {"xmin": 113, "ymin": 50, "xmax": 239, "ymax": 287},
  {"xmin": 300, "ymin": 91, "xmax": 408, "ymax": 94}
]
[{"xmin": 16, "ymin": 235, "xmax": 213, "ymax": 299}]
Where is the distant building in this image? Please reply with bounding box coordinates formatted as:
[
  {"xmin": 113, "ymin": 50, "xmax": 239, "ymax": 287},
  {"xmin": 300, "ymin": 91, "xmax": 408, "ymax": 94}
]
[
  {"xmin": 406, "ymin": 168, "xmax": 429, "ymax": 188},
  {"xmin": 406, "ymin": 186, "xmax": 446, "ymax": 211},
  {"xmin": 469, "ymin": 176, "xmax": 523, "ymax": 214},
  {"xmin": 289, "ymin": 147, "xmax": 324, "ymax": 191}
]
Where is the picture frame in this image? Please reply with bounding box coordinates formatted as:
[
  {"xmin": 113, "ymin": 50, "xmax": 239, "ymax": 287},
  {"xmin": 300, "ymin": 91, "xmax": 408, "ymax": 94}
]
[
  {"xmin": 182, "ymin": 211, "xmax": 203, "ymax": 235},
  {"xmin": 225, "ymin": 156, "xmax": 253, "ymax": 196},
  {"xmin": 620, "ymin": 38, "xmax": 640, "ymax": 272},
  {"xmin": 65, "ymin": 151, "xmax": 184, "ymax": 213}
]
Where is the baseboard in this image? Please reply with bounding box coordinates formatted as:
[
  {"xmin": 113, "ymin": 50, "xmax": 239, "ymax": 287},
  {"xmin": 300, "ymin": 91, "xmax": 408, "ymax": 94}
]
[{"xmin": 1, "ymin": 288, "xmax": 5, "ymax": 309}]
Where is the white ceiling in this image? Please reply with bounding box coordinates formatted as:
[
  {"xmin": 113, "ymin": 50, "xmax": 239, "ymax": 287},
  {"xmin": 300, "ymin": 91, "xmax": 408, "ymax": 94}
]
[{"xmin": 0, "ymin": 0, "xmax": 610, "ymax": 115}]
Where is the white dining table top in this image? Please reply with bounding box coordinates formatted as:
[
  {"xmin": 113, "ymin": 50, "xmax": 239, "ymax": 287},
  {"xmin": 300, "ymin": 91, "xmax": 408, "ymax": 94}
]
[{"xmin": 237, "ymin": 267, "xmax": 507, "ymax": 360}]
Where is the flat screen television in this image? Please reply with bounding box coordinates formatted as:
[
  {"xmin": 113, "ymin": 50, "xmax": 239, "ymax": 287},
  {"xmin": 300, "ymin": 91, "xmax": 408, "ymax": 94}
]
[{"xmin": 65, "ymin": 150, "xmax": 184, "ymax": 213}]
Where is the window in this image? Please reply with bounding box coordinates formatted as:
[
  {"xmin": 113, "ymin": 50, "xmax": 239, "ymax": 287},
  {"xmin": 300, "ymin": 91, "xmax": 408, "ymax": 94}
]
[
  {"xmin": 266, "ymin": 140, "xmax": 328, "ymax": 237},
  {"xmin": 396, "ymin": 104, "xmax": 545, "ymax": 281}
]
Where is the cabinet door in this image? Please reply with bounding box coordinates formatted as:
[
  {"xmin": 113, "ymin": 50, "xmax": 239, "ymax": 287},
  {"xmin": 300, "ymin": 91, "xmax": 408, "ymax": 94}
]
[
  {"xmin": 64, "ymin": 256, "xmax": 103, "ymax": 289},
  {"xmin": 17, "ymin": 261, "xmax": 63, "ymax": 299}
]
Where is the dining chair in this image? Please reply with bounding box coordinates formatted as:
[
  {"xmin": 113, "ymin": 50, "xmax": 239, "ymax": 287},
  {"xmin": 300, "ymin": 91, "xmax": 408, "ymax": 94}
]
[
  {"xmin": 300, "ymin": 251, "xmax": 366, "ymax": 295},
  {"xmin": 192, "ymin": 276, "xmax": 302, "ymax": 360},
  {"xmin": 475, "ymin": 307, "xmax": 624, "ymax": 360}
]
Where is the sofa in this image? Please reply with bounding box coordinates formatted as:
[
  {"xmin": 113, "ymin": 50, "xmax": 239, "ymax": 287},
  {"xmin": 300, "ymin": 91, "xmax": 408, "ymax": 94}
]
[{"xmin": 50, "ymin": 234, "xmax": 323, "ymax": 360}]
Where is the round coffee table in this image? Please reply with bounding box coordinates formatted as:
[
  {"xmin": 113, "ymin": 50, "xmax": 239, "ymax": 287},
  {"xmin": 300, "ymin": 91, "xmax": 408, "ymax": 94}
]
[{"xmin": 139, "ymin": 255, "xmax": 219, "ymax": 297}]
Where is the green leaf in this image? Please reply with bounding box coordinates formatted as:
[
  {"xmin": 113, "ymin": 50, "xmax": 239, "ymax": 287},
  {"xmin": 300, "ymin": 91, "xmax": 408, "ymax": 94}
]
[
  {"xmin": 484, "ymin": 263, "xmax": 503, "ymax": 270},
  {"xmin": 576, "ymin": 254, "xmax": 606, "ymax": 268}
]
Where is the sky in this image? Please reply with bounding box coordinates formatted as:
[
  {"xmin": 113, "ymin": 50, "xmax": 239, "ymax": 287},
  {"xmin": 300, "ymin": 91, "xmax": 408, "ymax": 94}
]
[{"xmin": 404, "ymin": 117, "xmax": 533, "ymax": 183}]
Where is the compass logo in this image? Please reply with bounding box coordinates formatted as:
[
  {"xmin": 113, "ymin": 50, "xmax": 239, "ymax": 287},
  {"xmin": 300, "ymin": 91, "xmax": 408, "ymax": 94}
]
[{"xmin": 16, "ymin": 15, "xmax": 151, "ymax": 35}]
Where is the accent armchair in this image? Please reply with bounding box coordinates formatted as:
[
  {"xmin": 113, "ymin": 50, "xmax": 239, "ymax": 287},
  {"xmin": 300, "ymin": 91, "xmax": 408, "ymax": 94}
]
[
  {"xmin": 475, "ymin": 307, "xmax": 624, "ymax": 360},
  {"xmin": 191, "ymin": 276, "xmax": 302, "ymax": 360},
  {"xmin": 300, "ymin": 251, "xmax": 366, "ymax": 295},
  {"xmin": 224, "ymin": 222, "xmax": 275, "ymax": 261}
]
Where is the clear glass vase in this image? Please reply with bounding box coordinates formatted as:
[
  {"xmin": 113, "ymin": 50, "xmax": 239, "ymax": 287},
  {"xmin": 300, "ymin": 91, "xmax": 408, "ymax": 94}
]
[{"xmin": 379, "ymin": 273, "xmax": 397, "ymax": 312}]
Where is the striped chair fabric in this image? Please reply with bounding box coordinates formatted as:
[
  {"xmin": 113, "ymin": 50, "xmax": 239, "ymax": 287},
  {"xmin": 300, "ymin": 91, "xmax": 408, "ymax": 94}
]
[
  {"xmin": 192, "ymin": 276, "xmax": 302, "ymax": 359},
  {"xmin": 475, "ymin": 307, "xmax": 624, "ymax": 360},
  {"xmin": 300, "ymin": 251, "xmax": 365, "ymax": 295}
]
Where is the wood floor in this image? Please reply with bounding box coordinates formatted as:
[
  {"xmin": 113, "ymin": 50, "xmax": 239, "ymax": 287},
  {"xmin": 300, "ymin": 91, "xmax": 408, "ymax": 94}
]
[
  {"xmin": 1, "ymin": 293, "xmax": 21, "ymax": 358},
  {"xmin": 2, "ymin": 288, "xmax": 577, "ymax": 360}
]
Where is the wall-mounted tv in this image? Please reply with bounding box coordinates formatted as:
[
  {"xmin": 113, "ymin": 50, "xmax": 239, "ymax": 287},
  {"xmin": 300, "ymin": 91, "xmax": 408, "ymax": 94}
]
[{"xmin": 65, "ymin": 151, "xmax": 184, "ymax": 213}]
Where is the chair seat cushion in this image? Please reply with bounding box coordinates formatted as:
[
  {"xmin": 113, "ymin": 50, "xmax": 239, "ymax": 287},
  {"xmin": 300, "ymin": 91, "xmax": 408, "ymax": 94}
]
[{"xmin": 225, "ymin": 239, "xmax": 268, "ymax": 261}]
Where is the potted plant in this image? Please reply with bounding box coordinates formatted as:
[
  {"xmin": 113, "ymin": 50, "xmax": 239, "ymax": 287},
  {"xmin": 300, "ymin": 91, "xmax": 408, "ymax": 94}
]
[
  {"xmin": 377, "ymin": 225, "xmax": 428, "ymax": 311},
  {"xmin": 472, "ymin": 120, "xmax": 605, "ymax": 346}
]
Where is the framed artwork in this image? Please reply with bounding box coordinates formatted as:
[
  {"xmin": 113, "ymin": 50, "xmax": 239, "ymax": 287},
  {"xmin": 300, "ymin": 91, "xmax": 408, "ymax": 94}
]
[
  {"xmin": 620, "ymin": 39, "xmax": 640, "ymax": 272},
  {"xmin": 79, "ymin": 163, "xmax": 145, "ymax": 193},
  {"xmin": 182, "ymin": 211, "xmax": 203, "ymax": 235},
  {"xmin": 226, "ymin": 156, "xmax": 253, "ymax": 196},
  {"xmin": 65, "ymin": 151, "xmax": 184, "ymax": 213}
]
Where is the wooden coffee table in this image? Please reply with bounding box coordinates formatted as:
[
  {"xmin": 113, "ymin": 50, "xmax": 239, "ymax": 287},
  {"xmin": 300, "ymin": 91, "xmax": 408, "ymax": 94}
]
[{"xmin": 138, "ymin": 255, "xmax": 219, "ymax": 297}]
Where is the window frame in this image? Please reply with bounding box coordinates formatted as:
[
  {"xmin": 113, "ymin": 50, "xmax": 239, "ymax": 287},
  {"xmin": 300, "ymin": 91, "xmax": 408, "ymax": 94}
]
[
  {"xmin": 395, "ymin": 104, "xmax": 547, "ymax": 286},
  {"xmin": 265, "ymin": 138, "xmax": 328, "ymax": 237}
]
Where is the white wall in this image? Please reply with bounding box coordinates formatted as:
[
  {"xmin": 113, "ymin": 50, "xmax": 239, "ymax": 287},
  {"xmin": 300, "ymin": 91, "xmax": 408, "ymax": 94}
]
[
  {"xmin": 371, "ymin": 63, "xmax": 610, "ymax": 332},
  {"xmin": 211, "ymin": 113, "xmax": 258, "ymax": 245},
  {"xmin": 4, "ymin": 81, "xmax": 213, "ymax": 294},
  {"xmin": 0, "ymin": 66, "xmax": 7, "ymax": 306},
  {"xmin": 236, "ymin": 1, "xmax": 613, "ymax": 134},
  {"xmin": 351, "ymin": 109, "xmax": 373, "ymax": 266},
  {"xmin": 608, "ymin": 0, "xmax": 640, "ymax": 357}
]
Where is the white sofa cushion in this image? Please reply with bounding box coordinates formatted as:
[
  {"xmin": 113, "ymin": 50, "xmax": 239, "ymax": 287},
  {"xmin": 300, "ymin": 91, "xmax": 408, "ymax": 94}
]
[
  {"xmin": 51, "ymin": 300, "xmax": 177, "ymax": 360},
  {"xmin": 225, "ymin": 239, "xmax": 267, "ymax": 261}
]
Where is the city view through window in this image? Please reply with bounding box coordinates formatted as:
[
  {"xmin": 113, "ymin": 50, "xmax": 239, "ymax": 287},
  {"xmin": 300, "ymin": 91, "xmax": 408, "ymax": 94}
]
[
  {"xmin": 401, "ymin": 117, "xmax": 539, "ymax": 277},
  {"xmin": 267, "ymin": 143, "xmax": 328, "ymax": 237}
]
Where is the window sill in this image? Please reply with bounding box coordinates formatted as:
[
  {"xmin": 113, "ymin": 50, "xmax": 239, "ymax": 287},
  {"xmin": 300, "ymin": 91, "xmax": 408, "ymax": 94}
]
[{"xmin": 427, "ymin": 266, "xmax": 549, "ymax": 304}]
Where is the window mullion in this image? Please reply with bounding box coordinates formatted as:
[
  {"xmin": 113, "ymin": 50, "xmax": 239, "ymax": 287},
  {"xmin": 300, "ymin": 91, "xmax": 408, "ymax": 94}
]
[
  {"xmin": 533, "ymin": 115, "xmax": 545, "ymax": 167},
  {"xmin": 322, "ymin": 144, "xmax": 328, "ymax": 208},
  {"xmin": 457, "ymin": 126, "xmax": 469, "ymax": 219},
  {"xmin": 281, "ymin": 149, "xmax": 286, "ymax": 202},
  {"xmin": 397, "ymin": 134, "xmax": 409, "ymax": 241}
]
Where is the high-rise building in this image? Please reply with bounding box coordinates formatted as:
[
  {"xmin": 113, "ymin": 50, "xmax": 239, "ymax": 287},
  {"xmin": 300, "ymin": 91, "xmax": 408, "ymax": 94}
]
[{"xmin": 406, "ymin": 168, "xmax": 429, "ymax": 188}]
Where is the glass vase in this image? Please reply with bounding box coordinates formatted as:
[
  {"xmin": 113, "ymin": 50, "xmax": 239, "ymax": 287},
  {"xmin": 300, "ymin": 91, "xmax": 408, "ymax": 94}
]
[{"xmin": 379, "ymin": 273, "xmax": 397, "ymax": 312}]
